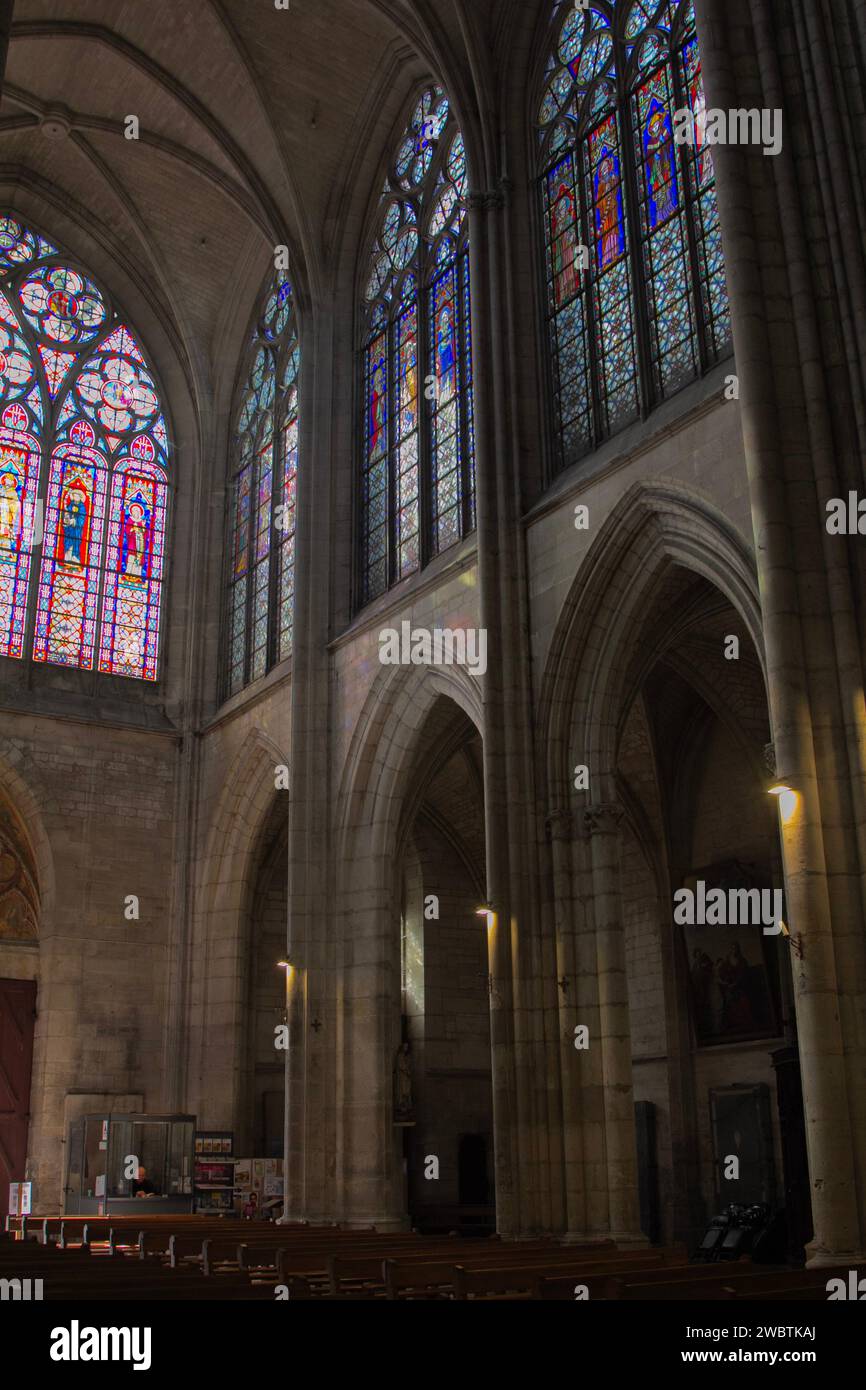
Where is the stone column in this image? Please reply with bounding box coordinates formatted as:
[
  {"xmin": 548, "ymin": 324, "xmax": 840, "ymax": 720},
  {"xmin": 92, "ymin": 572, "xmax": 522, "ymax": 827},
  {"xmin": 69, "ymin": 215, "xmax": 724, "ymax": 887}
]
[
  {"xmin": 695, "ymin": 0, "xmax": 866, "ymax": 1262},
  {"xmin": 467, "ymin": 164, "xmax": 561, "ymax": 1235},
  {"xmin": 283, "ymin": 294, "xmax": 336, "ymax": 1224},
  {"xmin": 547, "ymin": 809, "xmax": 585, "ymax": 1236},
  {"xmin": 483, "ymin": 904, "xmax": 516, "ymax": 1232},
  {"xmin": 584, "ymin": 804, "xmax": 644, "ymax": 1244},
  {"xmin": 467, "ymin": 186, "xmax": 520, "ymax": 1236},
  {"xmin": 282, "ymin": 963, "xmax": 306, "ymax": 1223}
]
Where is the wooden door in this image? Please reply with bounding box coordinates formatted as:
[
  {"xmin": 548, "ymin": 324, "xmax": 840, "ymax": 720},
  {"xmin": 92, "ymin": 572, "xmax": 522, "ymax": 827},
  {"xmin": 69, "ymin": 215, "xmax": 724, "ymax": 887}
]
[{"xmin": 0, "ymin": 978, "xmax": 36, "ymax": 1216}]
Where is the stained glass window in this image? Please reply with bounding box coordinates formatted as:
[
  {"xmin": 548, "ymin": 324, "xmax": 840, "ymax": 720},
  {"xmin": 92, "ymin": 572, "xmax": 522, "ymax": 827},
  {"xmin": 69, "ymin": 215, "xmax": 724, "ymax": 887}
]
[
  {"xmin": 538, "ymin": 0, "xmax": 731, "ymax": 472},
  {"xmin": 99, "ymin": 455, "xmax": 167, "ymax": 680},
  {"xmin": 278, "ymin": 345, "xmax": 300, "ymax": 662},
  {"xmin": 0, "ymin": 419, "xmax": 40, "ymax": 660},
  {"xmin": 225, "ymin": 268, "xmax": 299, "ymax": 696},
  {"xmin": 0, "ymin": 213, "xmax": 170, "ymax": 679},
  {"xmin": 359, "ymin": 86, "xmax": 475, "ymax": 606}
]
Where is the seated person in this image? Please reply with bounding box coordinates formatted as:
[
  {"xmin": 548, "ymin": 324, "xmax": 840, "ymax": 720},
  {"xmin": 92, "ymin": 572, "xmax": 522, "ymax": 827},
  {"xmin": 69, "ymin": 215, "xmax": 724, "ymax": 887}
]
[{"xmin": 131, "ymin": 1165, "xmax": 160, "ymax": 1198}]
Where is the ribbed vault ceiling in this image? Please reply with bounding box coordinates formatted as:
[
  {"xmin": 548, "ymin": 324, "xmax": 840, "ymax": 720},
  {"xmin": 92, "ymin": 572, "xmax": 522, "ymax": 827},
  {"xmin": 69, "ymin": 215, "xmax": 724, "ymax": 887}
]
[{"xmin": 0, "ymin": 0, "xmax": 481, "ymax": 397}]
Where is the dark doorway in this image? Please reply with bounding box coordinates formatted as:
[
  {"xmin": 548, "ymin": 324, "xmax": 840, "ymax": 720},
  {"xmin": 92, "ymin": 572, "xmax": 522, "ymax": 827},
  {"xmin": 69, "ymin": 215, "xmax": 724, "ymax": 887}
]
[
  {"xmin": 0, "ymin": 978, "xmax": 36, "ymax": 1217},
  {"xmin": 399, "ymin": 703, "xmax": 494, "ymax": 1235},
  {"xmin": 458, "ymin": 1132, "xmax": 490, "ymax": 1206}
]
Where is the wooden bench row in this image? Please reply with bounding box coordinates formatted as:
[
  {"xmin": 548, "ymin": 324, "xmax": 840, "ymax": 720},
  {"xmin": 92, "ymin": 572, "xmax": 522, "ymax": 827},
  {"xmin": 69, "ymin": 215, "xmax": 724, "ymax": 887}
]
[
  {"xmin": 0, "ymin": 1242, "xmax": 272, "ymax": 1301},
  {"xmin": 1, "ymin": 1228, "xmax": 674, "ymax": 1300},
  {"xmin": 6, "ymin": 1220, "xmax": 856, "ymax": 1301},
  {"xmin": 280, "ymin": 1256, "xmax": 864, "ymax": 1302}
]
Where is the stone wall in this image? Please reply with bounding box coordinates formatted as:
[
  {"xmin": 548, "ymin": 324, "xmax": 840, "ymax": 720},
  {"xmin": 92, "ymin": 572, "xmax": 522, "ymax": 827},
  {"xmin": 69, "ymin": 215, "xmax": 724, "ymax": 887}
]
[{"xmin": 0, "ymin": 714, "xmax": 178, "ymax": 1207}]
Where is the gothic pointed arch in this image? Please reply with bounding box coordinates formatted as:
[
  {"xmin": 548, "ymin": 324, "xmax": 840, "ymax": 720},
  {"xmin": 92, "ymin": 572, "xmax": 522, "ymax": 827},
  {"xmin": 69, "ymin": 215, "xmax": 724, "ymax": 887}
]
[
  {"xmin": 0, "ymin": 794, "xmax": 40, "ymax": 944},
  {"xmin": 224, "ymin": 264, "xmax": 300, "ymax": 697},
  {"xmin": 336, "ymin": 661, "xmax": 483, "ymax": 885},
  {"xmin": 187, "ymin": 726, "xmax": 289, "ymax": 1127},
  {"xmin": 539, "ymin": 479, "xmax": 763, "ymax": 810},
  {"xmin": 357, "ymin": 84, "xmax": 476, "ymax": 606},
  {"xmin": 0, "ymin": 743, "xmax": 55, "ymax": 931}
]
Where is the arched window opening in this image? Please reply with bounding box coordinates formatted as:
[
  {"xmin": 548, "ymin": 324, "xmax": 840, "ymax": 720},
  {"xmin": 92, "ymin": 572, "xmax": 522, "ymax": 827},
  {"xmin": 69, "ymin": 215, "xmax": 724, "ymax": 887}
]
[
  {"xmin": 538, "ymin": 0, "xmax": 731, "ymax": 473},
  {"xmin": 359, "ymin": 86, "xmax": 475, "ymax": 608},
  {"xmin": 0, "ymin": 215, "xmax": 170, "ymax": 681},
  {"xmin": 225, "ymin": 269, "xmax": 299, "ymax": 698}
]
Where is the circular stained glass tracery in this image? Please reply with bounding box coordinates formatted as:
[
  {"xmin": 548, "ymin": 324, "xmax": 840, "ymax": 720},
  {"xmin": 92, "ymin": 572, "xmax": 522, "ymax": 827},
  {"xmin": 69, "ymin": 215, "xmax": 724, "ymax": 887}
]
[
  {"xmin": 76, "ymin": 354, "xmax": 159, "ymax": 434},
  {"xmin": 0, "ymin": 216, "xmax": 38, "ymax": 271},
  {"xmin": 0, "ymin": 324, "xmax": 35, "ymax": 396},
  {"xmin": 19, "ymin": 265, "xmax": 107, "ymax": 346}
]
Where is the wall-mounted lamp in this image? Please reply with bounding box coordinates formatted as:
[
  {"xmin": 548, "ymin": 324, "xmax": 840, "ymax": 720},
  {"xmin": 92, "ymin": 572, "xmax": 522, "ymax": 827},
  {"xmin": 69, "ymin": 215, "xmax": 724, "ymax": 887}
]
[
  {"xmin": 475, "ymin": 903, "xmax": 495, "ymax": 928},
  {"xmin": 768, "ymin": 784, "xmax": 798, "ymax": 825},
  {"xmin": 775, "ymin": 919, "xmax": 804, "ymax": 959}
]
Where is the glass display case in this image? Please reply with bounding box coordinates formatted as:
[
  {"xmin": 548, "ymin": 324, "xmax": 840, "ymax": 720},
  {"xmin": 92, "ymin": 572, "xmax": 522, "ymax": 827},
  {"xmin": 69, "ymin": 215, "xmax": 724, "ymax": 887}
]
[{"xmin": 64, "ymin": 1113, "xmax": 195, "ymax": 1215}]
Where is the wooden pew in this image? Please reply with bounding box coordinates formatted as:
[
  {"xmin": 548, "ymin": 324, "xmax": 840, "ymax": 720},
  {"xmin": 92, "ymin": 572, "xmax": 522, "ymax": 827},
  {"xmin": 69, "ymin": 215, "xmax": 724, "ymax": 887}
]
[
  {"xmin": 278, "ymin": 1275, "xmax": 314, "ymax": 1300},
  {"xmin": 536, "ymin": 1256, "xmax": 753, "ymax": 1300},
  {"xmin": 329, "ymin": 1238, "xmax": 563, "ymax": 1299},
  {"xmin": 382, "ymin": 1258, "xmax": 459, "ymax": 1299},
  {"xmin": 16, "ymin": 1215, "xmax": 805, "ymax": 1304},
  {"xmin": 383, "ymin": 1244, "xmax": 690, "ymax": 1301},
  {"xmin": 454, "ymin": 1253, "xmax": 675, "ymax": 1301},
  {"xmin": 0, "ymin": 1239, "xmax": 272, "ymax": 1301},
  {"xmin": 615, "ymin": 1263, "xmax": 864, "ymax": 1301}
]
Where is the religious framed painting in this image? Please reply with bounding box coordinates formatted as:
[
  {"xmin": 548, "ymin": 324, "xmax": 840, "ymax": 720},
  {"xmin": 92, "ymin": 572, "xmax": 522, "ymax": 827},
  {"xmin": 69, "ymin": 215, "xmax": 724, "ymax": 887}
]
[
  {"xmin": 710, "ymin": 1084, "xmax": 777, "ymax": 1209},
  {"xmin": 681, "ymin": 859, "xmax": 783, "ymax": 1048}
]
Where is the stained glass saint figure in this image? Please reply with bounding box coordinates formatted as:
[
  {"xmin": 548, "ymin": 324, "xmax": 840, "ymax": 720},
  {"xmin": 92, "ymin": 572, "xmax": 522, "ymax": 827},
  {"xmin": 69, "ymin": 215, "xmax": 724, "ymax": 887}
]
[
  {"xmin": 122, "ymin": 498, "xmax": 148, "ymax": 580},
  {"xmin": 436, "ymin": 297, "xmax": 456, "ymax": 400},
  {"xmin": 595, "ymin": 152, "xmax": 623, "ymax": 270},
  {"xmin": 645, "ymin": 103, "xmax": 678, "ymax": 227},
  {"xmin": 234, "ymin": 469, "xmax": 250, "ymax": 578},
  {"xmin": 551, "ymin": 181, "xmax": 581, "ymax": 306},
  {"xmin": 0, "ymin": 466, "xmax": 21, "ymax": 551},
  {"xmin": 370, "ymin": 351, "xmax": 387, "ymax": 458},
  {"xmin": 399, "ymin": 329, "xmax": 417, "ymax": 428},
  {"xmin": 688, "ymin": 55, "xmax": 712, "ymax": 186},
  {"xmin": 60, "ymin": 482, "xmax": 88, "ymax": 566}
]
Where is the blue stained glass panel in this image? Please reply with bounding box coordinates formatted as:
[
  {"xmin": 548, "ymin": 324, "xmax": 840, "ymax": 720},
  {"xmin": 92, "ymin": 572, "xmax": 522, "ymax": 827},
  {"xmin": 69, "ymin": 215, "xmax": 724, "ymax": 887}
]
[
  {"xmin": 360, "ymin": 86, "xmax": 475, "ymax": 599},
  {"xmin": 539, "ymin": 1, "xmax": 730, "ymax": 469},
  {"xmin": 226, "ymin": 265, "xmax": 300, "ymax": 690}
]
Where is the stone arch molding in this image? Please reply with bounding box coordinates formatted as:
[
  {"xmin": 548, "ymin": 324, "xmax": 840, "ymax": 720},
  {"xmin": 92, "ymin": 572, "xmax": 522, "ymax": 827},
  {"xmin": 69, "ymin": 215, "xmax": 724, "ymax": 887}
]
[
  {"xmin": 0, "ymin": 743, "xmax": 56, "ymax": 933},
  {"xmin": 540, "ymin": 479, "xmax": 764, "ymax": 813},
  {"xmin": 331, "ymin": 660, "xmax": 484, "ymax": 1227},
  {"xmin": 336, "ymin": 659, "xmax": 483, "ymax": 884},
  {"xmin": 200, "ymin": 727, "xmax": 290, "ymax": 925},
  {"xmin": 187, "ymin": 726, "xmax": 289, "ymax": 1125}
]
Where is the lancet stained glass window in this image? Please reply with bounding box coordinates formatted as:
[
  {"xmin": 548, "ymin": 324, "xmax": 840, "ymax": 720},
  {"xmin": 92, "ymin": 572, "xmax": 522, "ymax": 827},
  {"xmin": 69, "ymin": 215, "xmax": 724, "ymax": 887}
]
[
  {"xmin": 538, "ymin": 0, "xmax": 731, "ymax": 472},
  {"xmin": 359, "ymin": 86, "xmax": 475, "ymax": 606},
  {"xmin": 225, "ymin": 268, "xmax": 299, "ymax": 697},
  {"xmin": 0, "ymin": 214, "xmax": 170, "ymax": 678}
]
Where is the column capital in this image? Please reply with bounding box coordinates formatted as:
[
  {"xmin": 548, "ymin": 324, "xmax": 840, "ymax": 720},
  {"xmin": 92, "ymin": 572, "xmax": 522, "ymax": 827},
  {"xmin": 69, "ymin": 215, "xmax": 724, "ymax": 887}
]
[
  {"xmin": 466, "ymin": 178, "xmax": 511, "ymax": 213},
  {"xmin": 545, "ymin": 809, "xmax": 574, "ymax": 842},
  {"xmin": 583, "ymin": 803, "xmax": 625, "ymax": 837}
]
